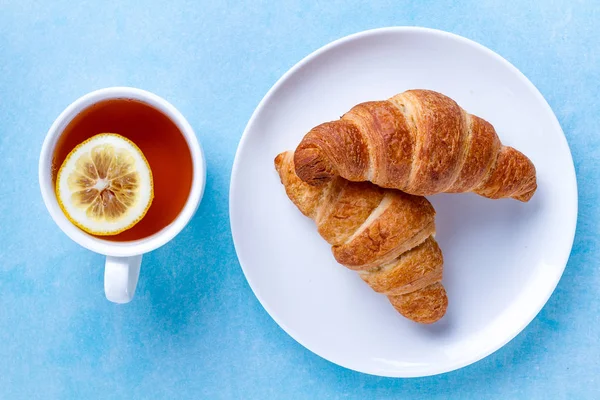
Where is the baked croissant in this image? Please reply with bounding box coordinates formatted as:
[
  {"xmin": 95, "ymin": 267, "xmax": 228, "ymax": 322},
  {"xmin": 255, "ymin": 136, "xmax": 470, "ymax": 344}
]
[
  {"xmin": 294, "ymin": 89, "xmax": 537, "ymax": 202},
  {"xmin": 275, "ymin": 151, "xmax": 448, "ymax": 324}
]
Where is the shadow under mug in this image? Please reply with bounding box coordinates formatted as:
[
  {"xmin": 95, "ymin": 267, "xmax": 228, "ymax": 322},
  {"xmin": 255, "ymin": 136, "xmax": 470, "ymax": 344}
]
[{"xmin": 39, "ymin": 87, "xmax": 206, "ymax": 303}]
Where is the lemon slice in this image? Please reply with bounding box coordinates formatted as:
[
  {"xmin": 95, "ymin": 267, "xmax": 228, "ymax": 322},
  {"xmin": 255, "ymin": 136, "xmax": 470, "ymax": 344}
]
[{"xmin": 56, "ymin": 133, "xmax": 153, "ymax": 236}]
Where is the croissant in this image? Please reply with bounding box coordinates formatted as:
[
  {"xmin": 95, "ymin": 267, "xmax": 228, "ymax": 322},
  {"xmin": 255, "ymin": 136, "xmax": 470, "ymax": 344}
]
[
  {"xmin": 294, "ymin": 89, "xmax": 537, "ymax": 201},
  {"xmin": 275, "ymin": 151, "xmax": 448, "ymax": 324}
]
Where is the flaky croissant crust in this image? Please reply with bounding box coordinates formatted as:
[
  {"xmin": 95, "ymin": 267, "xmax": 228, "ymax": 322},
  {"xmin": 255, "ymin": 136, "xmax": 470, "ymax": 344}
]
[
  {"xmin": 294, "ymin": 89, "xmax": 536, "ymax": 201},
  {"xmin": 275, "ymin": 151, "xmax": 447, "ymax": 324}
]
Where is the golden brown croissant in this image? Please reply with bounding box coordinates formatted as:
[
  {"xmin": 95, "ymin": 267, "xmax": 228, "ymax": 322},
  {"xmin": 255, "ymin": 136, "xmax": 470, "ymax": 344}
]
[
  {"xmin": 294, "ymin": 89, "xmax": 537, "ymax": 202},
  {"xmin": 275, "ymin": 151, "xmax": 448, "ymax": 324}
]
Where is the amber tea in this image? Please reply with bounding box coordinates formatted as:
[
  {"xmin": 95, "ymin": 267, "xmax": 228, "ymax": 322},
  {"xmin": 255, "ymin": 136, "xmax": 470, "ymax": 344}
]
[{"xmin": 52, "ymin": 99, "xmax": 194, "ymax": 241}]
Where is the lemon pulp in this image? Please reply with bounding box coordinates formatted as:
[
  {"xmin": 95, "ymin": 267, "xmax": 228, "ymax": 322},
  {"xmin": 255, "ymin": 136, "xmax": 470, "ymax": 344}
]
[{"xmin": 56, "ymin": 133, "xmax": 154, "ymax": 235}]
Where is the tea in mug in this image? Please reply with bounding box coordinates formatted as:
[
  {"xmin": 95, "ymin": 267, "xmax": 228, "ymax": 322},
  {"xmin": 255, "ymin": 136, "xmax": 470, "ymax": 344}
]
[{"xmin": 52, "ymin": 99, "xmax": 193, "ymax": 241}]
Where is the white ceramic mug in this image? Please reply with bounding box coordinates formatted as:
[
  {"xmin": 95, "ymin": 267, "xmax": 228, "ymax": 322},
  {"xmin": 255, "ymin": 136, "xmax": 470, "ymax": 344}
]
[{"xmin": 39, "ymin": 87, "xmax": 206, "ymax": 303}]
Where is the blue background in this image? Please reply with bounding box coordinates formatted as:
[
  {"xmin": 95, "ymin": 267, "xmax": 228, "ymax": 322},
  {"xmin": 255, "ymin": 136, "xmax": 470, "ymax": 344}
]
[{"xmin": 1, "ymin": 1, "xmax": 598, "ymax": 398}]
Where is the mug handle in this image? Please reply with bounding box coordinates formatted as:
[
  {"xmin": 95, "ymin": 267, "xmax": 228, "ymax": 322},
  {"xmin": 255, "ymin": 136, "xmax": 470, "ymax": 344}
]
[{"xmin": 104, "ymin": 255, "xmax": 143, "ymax": 304}]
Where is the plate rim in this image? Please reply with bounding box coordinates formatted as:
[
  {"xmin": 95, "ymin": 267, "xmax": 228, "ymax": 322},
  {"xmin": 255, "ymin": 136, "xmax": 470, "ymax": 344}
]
[{"xmin": 229, "ymin": 26, "xmax": 578, "ymax": 377}]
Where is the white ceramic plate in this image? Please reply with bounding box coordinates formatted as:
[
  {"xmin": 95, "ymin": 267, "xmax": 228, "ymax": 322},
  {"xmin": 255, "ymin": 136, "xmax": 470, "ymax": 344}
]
[{"xmin": 230, "ymin": 27, "xmax": 577, "ymax": 377}]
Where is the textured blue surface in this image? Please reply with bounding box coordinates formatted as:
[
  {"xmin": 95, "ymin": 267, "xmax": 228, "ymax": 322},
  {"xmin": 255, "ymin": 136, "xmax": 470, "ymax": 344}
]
[{"xmin": 0, "ymin": 1, "xmax": 598, "ymax": 398}]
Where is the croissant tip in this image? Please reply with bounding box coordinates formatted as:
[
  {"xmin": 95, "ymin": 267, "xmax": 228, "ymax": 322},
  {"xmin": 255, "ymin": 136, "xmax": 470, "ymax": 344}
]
[
  {"xmin": 512, "ymin": 182, "xmax": 537, "ymax": 202},
  {"xmin": 293, "ymin": 147, "xmax": 336, "ymax": 186},
  {"xmin": 275, "ymin": 150, "xmax": 295, "ymax": 172},
  {"xmin": 389, "ymin": 283, "xmax": 448, "ymax": 324},
  {"xmin": 513, "ymin": 193, "xmax": 533, "ymax": 202}
]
